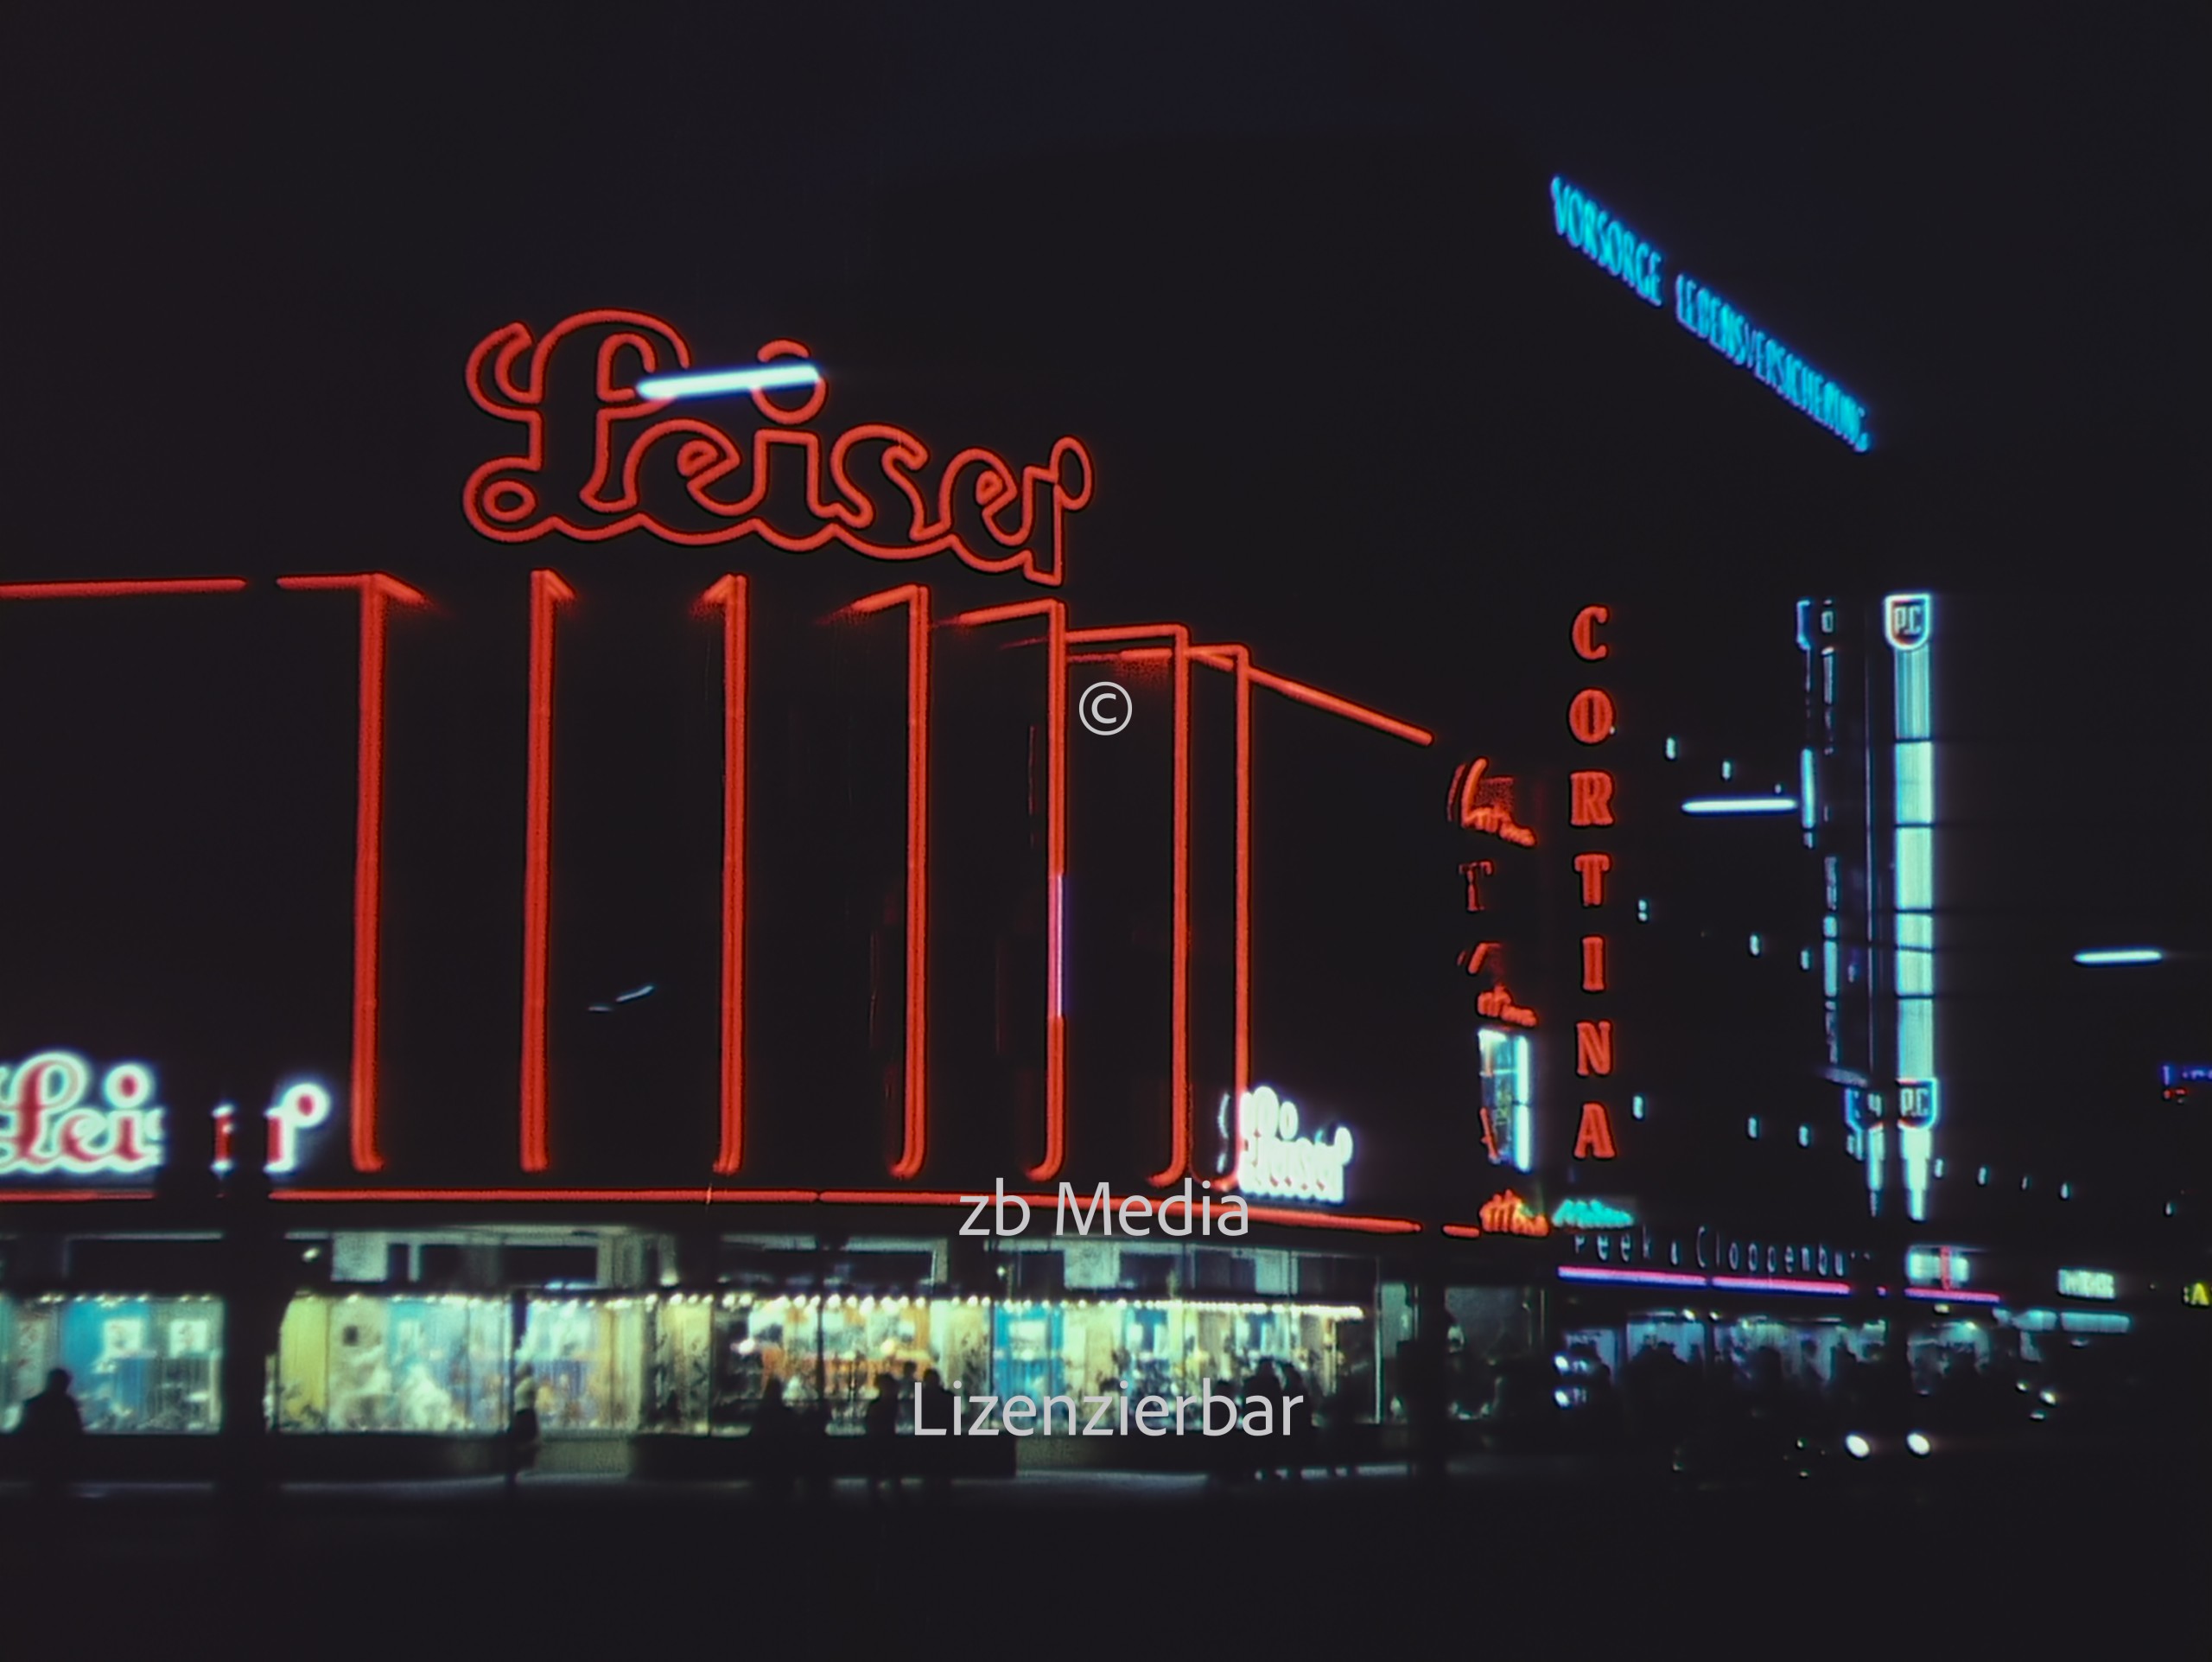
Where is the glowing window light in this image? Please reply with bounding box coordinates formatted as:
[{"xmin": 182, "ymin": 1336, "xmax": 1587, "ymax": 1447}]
[
  {"xmin": 1720, "ymin": 760, "xmax": 1733, "ymax": 780},
  {"xmin": 2072, "ymin": 949, "xmax": 2164, "ymax": 965},
  {"xmin": 1748, "ymin": 933, "xmax": 1762, "ymax": 956},
  {"xmin": 1746, "ymin": 1118, "xmax": 1760, "ymax": 1138},
  {"xmin": 632, "ymin": 362, "xmax": 823, "ymax": 400},
  {"xmin": 1630, "ymin": 1093, "xmax": 1645, "ymax": 1120},
  {"xmin": 1681, "ymin": 797, "xmax": 1797, "ymax": 815},
  {"xmin": 1664, "ymin": 737, "xmax": 1677, "ymax": 760},
  {"xmin": 2059, "ymin": 1311, "xmax": 2130, "ymax": 1334},
  {"xmin": 1977, "ymin": 1167, "xmax": 1989, "ymax": 1186},
  {"xmin": 1894, "ymin": 742, "xmax": 1934, "ymax": 826},
  {"xmin": 1799, "ymin": 947, "xmax": 1812, "ymax": 971},
  {"xmin": 1637, "ymin": 899, "xmax": 1649, "ymax": 922},
  {"xmin": 1894, "ymin": 827, "xmax": 1933, "ymax": 910},
  {"xmin": 1798, "ymin": 1125, "xmax": 1811, "ymax": 1148}
]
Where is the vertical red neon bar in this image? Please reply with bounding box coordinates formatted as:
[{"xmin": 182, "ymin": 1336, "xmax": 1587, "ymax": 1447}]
[
  {"xmin": 1191, "ymin": 646, "xmax": 1253, "ymax": 1190},
  {"xmin": 521, "ymin": 570, "xmax": 575, "ymax": 1173},
  {"xmin": 1230, "ymin": 648, "xmax": 1250, "ymax": 1113},
  {"xmin": 950, "ymin": 600, "xmax": 1069, "ymax": 1181},
  {"xmin": 701, "ymin": 576, "xmax": 749, "ymax": 1174},
  {"xmin": 278, "ymin": 573, "xmax": 429, "ymax": 1172},
  {"xmin": 1068, "ymin": 625, "xmax": 1192, "ymax": 1186},
  {"xmin": 851, "ymin": 584, "xmax": 931, "ymax": 1179}
]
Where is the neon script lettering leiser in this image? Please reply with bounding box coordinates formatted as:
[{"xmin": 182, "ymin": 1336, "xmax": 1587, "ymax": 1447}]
[
  {"xmin": 464, "ymin": 311, "xmax": 1093, "ymax": 587},
  {"xmin": 0, "ymin": 1053, "xmax": 332, "ymax": 1178},
  {"xmin": 0, "ymin": 1054, "xmax": 162, "ymax": 1175}
]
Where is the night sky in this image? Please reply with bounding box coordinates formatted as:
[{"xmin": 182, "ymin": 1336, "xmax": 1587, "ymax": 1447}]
[{"xmin": 2, "ymin": 5, "xmax": 2202, "ymax": 1213}]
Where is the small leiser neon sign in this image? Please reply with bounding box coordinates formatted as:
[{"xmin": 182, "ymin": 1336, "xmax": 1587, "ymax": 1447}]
[{"xmin": 0, "ymin": 1051, "xmax": 332, "ymax": 1179}]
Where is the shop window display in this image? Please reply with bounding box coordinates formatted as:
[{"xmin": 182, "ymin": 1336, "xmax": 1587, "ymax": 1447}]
[
  {"xmin": 518, "ymin": 1297, "xmax": 645, "ymax": 1433},
  {"xmin": 1, "ymin": 1294, "xmax": 222, "ymax": 1434},
  {"xmin": 991, "ymin": 1299, "xmax": 1363, "ymax": 1424},
  {"xmin": 645, "ymin": 1295, "xmax": 715, "ymax": 1433},
  {"xmin": 277, "ymin": 1294, "xmax": 509, "ymax": 1432},
  {"xmin": 707, "ymin": 1295, "xmax": 982, "ymax": 1432}
]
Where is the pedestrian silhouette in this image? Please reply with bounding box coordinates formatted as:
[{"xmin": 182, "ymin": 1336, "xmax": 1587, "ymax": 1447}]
[
  {"xmin": 864, "ymin": 1372, "xmax": 903, "ymax": 1506},
  {"xmin": 19, "ymin": 1367, "xmax": 84, "ymax": 1507},
  {"xmin": 918, "ymin": 1368, "xmax": 956, "ymax": 1504},
  {"xmin": 1281, "ymin": 1364, "xmax": 1316, "ymax": 1481},
  {"xmin": 751, "ymin": 1376, "xmax": 796, "ymax": 1503},
  {"xmin": 505, "ymin": 1378, "xmax": 542, "ymax": 1497}
]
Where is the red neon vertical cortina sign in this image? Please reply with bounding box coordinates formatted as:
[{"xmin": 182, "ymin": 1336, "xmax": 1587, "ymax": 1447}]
[
  {"xmin": 278, "ymin": 575, "xmax": 430, "ymax": 1172},
  {"xmin": 699, "ymin": 576, "xmax": 750, "ymax": 1174},
  {"xmin": 849, "ymin": 585, "xmax": 932, "ymax": 1179},
  {"xmin": 520, "ymin": 570, "xmax": 575, "ymax": 1173},
  {"xmin": 1569, "ymin": 603, "xmax": 1618, "ymax": 1163},
  {"xmin": 950, "ymin": 600, "xmax": 1070, "ymax": 1181}
]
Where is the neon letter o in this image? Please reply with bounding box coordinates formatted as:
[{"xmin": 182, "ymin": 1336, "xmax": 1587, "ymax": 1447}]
[{"xmin": 1568, "ymin": 688, "xmax": 1616, "ymax": 744}]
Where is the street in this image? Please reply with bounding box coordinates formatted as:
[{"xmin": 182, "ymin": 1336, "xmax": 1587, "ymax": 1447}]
[{"xmin": 3, "ymin": 1436, "xmax": 2199, "ymax": 1652}]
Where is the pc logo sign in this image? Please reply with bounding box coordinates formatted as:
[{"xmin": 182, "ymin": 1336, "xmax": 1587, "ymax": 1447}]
[{"xmin": 1885, "ymin": 593, "xmax": 1932, "ymax": 653}]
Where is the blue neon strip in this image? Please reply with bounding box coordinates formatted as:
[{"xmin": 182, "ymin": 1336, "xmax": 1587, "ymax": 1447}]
[
  {"xmin": 635, "ymin": 363, "xmax": 823, "ymax": 400},
  {"xmin": 1558, "ymin": 1267, "xmax": 1858, "ymax": 1297},
  {"xmin": 1558, "ymin": 1266, "xmax": 1707, "ymax": 1288},
  {"xmin": 1681, "ymin": 797, "xmax": 1798, "ymax": 815},
  {"xmin": 2074, "ymin": 948, "xmax": 2164, "ymax": 965},
  {"xmin": 1674, "ymin": 274, "xmax": 1870, "ymax": 451},
  {"xmin": 1799, "ymin": 748, "xmax": 1815, "ymax": 834}
]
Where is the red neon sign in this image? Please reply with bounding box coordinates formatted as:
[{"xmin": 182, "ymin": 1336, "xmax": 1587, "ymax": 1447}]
[
  {"xmin": 463, "ymin": 311, "xmax": 1093, "ymax": 588},
  {"xmin": 698, "ymin": 576, "xmax": 751, "ymax": 1175},
  {"xmin": 1570, "ymin": 604, "xmax": 1619, "ymax": 1162},
  {"xmin": 520, "ymin": 570, "xmax": 574, "ymax": 1173},
  {"xmin": 278, "ymin": 575, "xmax": 428, "ymax": 1173},
  {"xmin": 1478, "ymin": 1189, "xmax": 1551, "ymax": 1237},
  {"xmin": 951, "ymin": 601, "xmax": 1071, "ymax": 1181},
  {"xmin": 1573, "ymin": 1101, "xmax": 1618, "ymax": 1160},
  {"xmin": 1447, "ymin": 757, "xmax": 1536, "ymax": 845},
  {"xmin": 1067, "ymin": 625, "xmax": 1193, "ymax": 1186},
  {"xmin": 848, "ymin": 585, "xmax": 933, "ymax": 1180}
]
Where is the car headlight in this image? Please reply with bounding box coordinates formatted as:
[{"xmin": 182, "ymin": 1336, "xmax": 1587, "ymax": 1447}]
[
  {"xmin": 1554, "ymin": 1389, "xmax": 1571, "ymax": 1408},
  {"xmin": 1844, "ymin": 1433, "xmax": 1872, "ymax": 1459},
  {"xmin": 1905, "ymin": 1431, "xmax": 1931, "ymax": 1456},
  {"xmin": 2038, "ymin": 1389, "xmax": 2057, "ymax": 1405}
]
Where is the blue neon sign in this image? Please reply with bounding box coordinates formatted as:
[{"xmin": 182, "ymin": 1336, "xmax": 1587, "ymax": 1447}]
[
  {"xmin": 1675, "ymin": 276, "xmax": 1871, "ymax": 452},
  {"xmin": 1548, "ymin": 176, "xmax": 1872, "ymax": 454},
  {"xmin": 1549, "ymin": 177, "xmax": 1664, "ymax": 306}
]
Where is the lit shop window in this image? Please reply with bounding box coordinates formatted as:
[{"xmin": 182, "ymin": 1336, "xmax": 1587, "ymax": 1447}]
[
  {"xmin": 699, "ymin": 1295, "xmax": 984, "ymax": 1435},
  {"xmin": 276, "ymin": 1294, "xmax": 509, "ymax": 1433},
  {"xmin": 518, "ymin": 1298, "xmax": 646, "ymax": 1434},
  {"xmin": 2, "ymin": 1294, "xmax": 223, "ymax": 1435},
  {"xmin": 984, "ymin": 1296, "xmax": 1363, "ymax": 1422}
]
